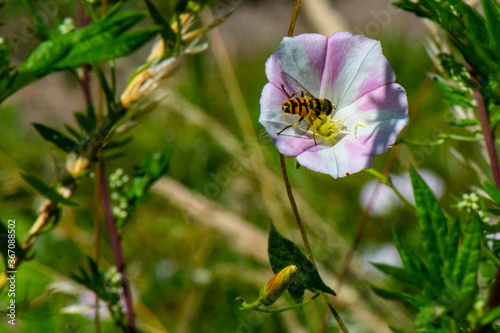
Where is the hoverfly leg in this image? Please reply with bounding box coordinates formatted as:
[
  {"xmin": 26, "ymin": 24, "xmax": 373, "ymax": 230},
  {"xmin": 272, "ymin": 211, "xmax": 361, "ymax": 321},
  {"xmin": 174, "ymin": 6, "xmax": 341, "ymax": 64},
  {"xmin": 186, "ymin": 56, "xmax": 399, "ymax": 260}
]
[
  {"xmin": 310, "ymin": 118, "xmax": 318, "ymax": 145},
  {"xmin": 277, "ymin": 116, "xmax": 304, "ymax": 136},
  {"xmin": 280, "ymin": 84, "xmax": 292, "ymax": 98}
]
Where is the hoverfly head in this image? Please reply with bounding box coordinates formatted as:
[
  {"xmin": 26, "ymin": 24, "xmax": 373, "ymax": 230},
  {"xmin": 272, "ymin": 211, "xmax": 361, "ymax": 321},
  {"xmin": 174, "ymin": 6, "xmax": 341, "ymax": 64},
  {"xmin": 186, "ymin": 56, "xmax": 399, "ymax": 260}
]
[
  {"xmin": 325, "ymin": 99, "xmax": 333, "ymax": 116},
  {"xmin": 282, "ymin": 101, "xmax": 292, "ymax": 114}
]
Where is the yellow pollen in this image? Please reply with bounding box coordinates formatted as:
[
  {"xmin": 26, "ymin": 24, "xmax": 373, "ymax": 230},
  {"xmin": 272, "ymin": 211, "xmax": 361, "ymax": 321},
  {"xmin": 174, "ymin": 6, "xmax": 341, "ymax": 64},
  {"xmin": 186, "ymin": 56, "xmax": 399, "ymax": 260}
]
[{"xmin": 313, "ymin": 117, "xmax": 345, "ymax": 141}]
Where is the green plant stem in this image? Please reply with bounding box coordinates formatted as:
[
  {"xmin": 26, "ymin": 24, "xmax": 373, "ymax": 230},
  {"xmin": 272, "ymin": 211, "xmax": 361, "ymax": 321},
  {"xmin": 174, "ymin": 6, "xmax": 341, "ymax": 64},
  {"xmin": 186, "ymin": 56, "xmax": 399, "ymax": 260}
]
[
  {"xmin": 364, "ymin": 168, "xmax": 416, "ymax": 210},
  {"xmin": 281, "ymin": 1, "xmax": 348, "ymax": 332},
  {"xmin": 287, "ymin": 0, "xmax": 302, "ymax": 37},
  {"xmin": 279, "ymin": 154, "xmax": 315, "ymax": 266},
  {"xmin": 322, "ymin": 293, "xmax": 349, "ymax": 333}
]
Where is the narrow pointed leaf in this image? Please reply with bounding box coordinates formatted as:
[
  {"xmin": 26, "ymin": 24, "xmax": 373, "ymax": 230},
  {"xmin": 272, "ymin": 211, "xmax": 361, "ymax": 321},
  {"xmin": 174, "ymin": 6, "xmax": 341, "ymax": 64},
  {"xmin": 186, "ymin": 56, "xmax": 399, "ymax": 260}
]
[
  {"xmin": 481, "ymin": 0, "xmax": 500, "ymax": 60},
  {"xmin": 444, "ymin": 218, "xmax": 460, "ymax": 280},
  {"xmin": 0, "ymin": 219, "xmax": 26, "ymax": 271},
  {"xmin": 480, "ymin": 305, "xmax": 500, "ymax": 325},
  {"xmin": 393, "ymin": 227, "xmax": 427, "ymax": 280},
  {"xmin": 33, "ymin": 123, "xmax": 79, "ymax": 153},
  {"xmin": 389, "ymin": 327, "xmax": 412, "ymax": 333},
  {"xmin": 368, "ymin": 283, "xmax": 421, "ymax": 308},
  {"xmin": 268, "ymin": 224, "xmax": 335, "ymax": 304},
  {"xmin": 64, "ymin": 125, "xmax": 82, "ymax": 141},
  {"xmin": 144, "ymin": 0, "xmax": 176, "ymax": 47},
  {"xmin": 454, "ymin": 214, "xmax": 481, "ymax": 294},
  {"xmin": 56, "ymin": 27, "xmax": 161, "ymax": 68},
  {"xmin": 21, "ymin": 173, "xmax": 78, "ymax": 206},
  {"xmin": 22, "ymin": 0, "xmax": 52, "ymax": 40},
  {"xmin": 372, "ymin": 263, "xmax": 422, "ymax": 287},
  {"xmin": 410, "ymin": 166, "xmax": 447, "ymax": 285},
  {"xmin": 483, "ymin": 181, "xmax": 500, "ymax": 204}
]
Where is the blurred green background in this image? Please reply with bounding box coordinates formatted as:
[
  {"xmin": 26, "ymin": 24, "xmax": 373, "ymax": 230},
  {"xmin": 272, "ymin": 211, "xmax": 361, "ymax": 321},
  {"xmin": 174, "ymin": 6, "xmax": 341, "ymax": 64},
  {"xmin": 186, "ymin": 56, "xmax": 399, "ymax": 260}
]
[{"xmin": 0, "ymin": 0, "xmax": 485, "ymax": 332}]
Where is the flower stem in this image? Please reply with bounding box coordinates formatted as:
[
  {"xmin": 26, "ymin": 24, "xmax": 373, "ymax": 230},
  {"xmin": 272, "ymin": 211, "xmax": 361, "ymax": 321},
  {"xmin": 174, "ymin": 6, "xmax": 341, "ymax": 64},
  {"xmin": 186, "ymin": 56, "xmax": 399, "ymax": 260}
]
[
  {"xmin": 364, "ymin": 168, "xmax": 416, "ymax": 210},
  {"xmin": 99, "ymin": 164, "xmax": 136, "ymax": 332},
  {"xmin": 279, "ymin": 154, "xmax": 315, "ymax": 265},
  {"xmin": 322, "ymin": 293, "xmax": 349, "ymax": 333},
  {"xmin": 287, "ymin": 0, "xmax": 302, "ymax": 37},
  {"xmin": 282, "ymin": 2, "xmax": 348, "ymax": 331}
]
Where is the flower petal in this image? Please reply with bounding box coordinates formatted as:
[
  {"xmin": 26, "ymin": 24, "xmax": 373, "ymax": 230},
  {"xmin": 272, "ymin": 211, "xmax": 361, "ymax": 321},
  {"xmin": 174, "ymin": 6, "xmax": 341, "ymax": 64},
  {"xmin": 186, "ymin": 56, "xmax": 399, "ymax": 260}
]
[
  {"xmin": 320, "ymin": 32, "xmax": 396, "ymax": 109},
  {"xmin": 336, "ymin": 83, "xmax": 408, "ymax": 155},
  {"xmin": 266, "ymin": 34, "xmax": 328, "ymax": 96},
  {"xmin": 296, "ymin": 137, "xmax": 374, "ymax": 178},
  {"xmin": 259, "ymin": 83, "xmax": 316, "ymax": 156}
]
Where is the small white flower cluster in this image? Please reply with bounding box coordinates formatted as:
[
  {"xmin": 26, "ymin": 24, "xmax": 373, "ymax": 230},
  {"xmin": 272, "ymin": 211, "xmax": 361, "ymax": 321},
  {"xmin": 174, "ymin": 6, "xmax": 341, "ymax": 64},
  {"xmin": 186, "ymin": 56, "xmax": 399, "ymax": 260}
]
[
  {"xmin": 457, "ymin": 192, "xmax": 480, "ymax": 212},
  {"xmin": 109, "ymin": 168, "xmax": 130, "ymax": 221},
  {"xmin": 457, "ymin": 192, "xmax": 490, "ymax": 223},
  {"xmin": 105, "ymin": 266, "xmax": 122, "ymax": 294},
  {"xmin": 104, "ymin": 266, "xmax": 125, "ymax": 318},
  {"xmin": 58, "ymin": 17, "xmax": 75, "ymax": 35}
]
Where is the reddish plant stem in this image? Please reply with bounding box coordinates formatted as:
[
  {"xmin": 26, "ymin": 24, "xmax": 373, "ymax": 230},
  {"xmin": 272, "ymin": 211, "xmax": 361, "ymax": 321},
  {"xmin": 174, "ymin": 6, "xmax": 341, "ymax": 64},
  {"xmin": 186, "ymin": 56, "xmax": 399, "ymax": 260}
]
[
  {"xmin": 468, "ymin": 65, "xmax": 500, "ymax": 309},
  {"xmin": 99, "ymin": 165, "xmax": 136, "ymax": 332},
  {"xmin": 467, "ymin": 66, "xmax": 500, "ymax": 188}
]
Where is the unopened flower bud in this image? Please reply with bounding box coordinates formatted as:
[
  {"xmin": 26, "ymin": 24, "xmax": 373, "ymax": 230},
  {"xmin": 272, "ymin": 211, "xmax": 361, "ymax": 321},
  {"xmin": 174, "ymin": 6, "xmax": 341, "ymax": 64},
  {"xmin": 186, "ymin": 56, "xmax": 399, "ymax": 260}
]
[{"xmin": 259, "ymin": 265, "xmax": 297, "ymax": 306}]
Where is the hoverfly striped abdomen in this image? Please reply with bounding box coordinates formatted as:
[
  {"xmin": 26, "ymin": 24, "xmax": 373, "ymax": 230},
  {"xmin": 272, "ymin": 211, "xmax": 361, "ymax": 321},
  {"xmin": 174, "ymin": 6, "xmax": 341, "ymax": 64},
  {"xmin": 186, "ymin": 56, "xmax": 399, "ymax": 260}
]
[{"xmin": 277, "ymin": 73, "xmax": 335, "ymax": 145}]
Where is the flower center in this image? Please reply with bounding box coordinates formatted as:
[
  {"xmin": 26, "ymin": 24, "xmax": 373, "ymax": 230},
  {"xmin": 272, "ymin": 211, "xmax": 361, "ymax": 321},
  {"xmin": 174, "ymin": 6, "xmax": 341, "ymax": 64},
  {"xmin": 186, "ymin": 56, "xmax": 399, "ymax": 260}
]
[{"xmin": 313, "ymin": 116, "xmax": 346, "ymax": 141}]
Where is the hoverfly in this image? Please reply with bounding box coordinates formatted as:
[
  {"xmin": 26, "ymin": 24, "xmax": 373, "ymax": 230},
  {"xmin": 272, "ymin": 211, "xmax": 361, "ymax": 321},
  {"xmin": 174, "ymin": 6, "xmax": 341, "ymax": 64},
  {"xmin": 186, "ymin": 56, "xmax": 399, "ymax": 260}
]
[{"xmin": 277, "ymin": 72, "xmax": 334, "ymax": 144}]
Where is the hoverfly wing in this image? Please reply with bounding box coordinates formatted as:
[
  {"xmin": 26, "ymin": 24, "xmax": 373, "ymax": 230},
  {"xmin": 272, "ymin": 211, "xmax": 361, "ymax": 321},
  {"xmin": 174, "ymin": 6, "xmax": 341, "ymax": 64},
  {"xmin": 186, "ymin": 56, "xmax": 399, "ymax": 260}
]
[{"xmin": 280, "ymin": 72, "xmax": 314, "ymax": 97}]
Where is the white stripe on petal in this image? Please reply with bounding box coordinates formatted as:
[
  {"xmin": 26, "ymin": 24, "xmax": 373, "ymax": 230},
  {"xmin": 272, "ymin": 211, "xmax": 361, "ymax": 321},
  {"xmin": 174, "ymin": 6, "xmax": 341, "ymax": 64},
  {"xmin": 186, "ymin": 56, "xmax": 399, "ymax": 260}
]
[
  {"xmin": 320, "ymin": 33, "xmax": 395, "ymax": 110},
  {"xmin": 266, "ymin": 34, "xmax": 328, "ymax": 96}
]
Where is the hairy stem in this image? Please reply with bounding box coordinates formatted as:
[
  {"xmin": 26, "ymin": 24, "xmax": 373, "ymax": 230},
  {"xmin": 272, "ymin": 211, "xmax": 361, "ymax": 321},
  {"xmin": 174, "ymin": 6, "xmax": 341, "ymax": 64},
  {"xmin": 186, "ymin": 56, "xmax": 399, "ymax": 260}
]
[
  {"xmin": 279, "ymin": 154, "xmax": 315, "ymax": 266},
  {"xmin": 281, "ymin": 1, "xmax": 348, "ymax": 331},
  {"xmin": 287, "ymin": 0, "xmax": 302, "ymax": 37},
  {"xmin": 322, "ymin": 293, "xmax": 349, "ymax": 333},
  {"xmin": 99, "ymin": 164, "xmax": 136, "ymax": 332}
]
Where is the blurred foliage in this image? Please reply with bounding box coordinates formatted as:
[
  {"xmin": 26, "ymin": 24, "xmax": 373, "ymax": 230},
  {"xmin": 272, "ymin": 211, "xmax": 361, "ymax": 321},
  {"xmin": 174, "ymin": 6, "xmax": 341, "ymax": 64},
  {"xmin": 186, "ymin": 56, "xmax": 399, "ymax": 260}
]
[{"xmin": 2, "ymin": 0, "xmax": 499, "ymax": 332}]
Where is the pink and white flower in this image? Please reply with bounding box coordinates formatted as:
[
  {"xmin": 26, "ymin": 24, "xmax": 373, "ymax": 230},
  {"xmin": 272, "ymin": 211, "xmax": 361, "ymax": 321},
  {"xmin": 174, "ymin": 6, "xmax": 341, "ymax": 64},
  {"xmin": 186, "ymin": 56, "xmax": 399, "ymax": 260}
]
[{"xmin": 259, "ymin": 32, "xmax": 409, "ymax": 178}]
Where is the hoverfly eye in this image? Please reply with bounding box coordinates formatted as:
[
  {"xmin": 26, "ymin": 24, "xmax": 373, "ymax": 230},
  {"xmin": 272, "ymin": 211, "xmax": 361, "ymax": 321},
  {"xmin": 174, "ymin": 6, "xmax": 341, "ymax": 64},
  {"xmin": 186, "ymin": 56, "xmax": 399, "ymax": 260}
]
[
  {"xmin": 325, "ymin": 100, "xmax": 333, "ymax": 116},
  {"xmin": 282, "ymin": 104, "xmax": 290, "ymax": 113}
]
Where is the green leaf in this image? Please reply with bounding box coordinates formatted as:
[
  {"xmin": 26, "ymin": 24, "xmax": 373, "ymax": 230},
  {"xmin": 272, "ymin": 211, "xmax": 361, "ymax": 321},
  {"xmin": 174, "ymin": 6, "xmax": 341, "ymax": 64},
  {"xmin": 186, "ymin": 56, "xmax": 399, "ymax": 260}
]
[
  {"xmin": 64, "ymin": 125, "xmax": 82, "ymax": 141},
  {"xmin": 268, "ymin": 224, "xmax": 335, "ymax": 304},
  {"xmin": 21, "ymin": 173, "xmax": 78, "ymax": 206},
  {"xmin": 480, "ymin": 305, "xmax": 500, "ymax": 325},
  {"xmin": 389, "ymin": 327, "xmax": 412, "ymax": 333},
  {"xmin": 483, "ymin": 181, "xmax": 500, "ymax": 205},
  {"xmin": 452, "ymin": 214, "xmax": 481, "ymax": 294},
  {"xmin": 22, "ymin": 0, "xmax": 52, "ymax": 40},
  {"xmin": 33, "ymin": 123, "xmax": 79, "ymax": 153},
  {"xmin": 368, "ymin": 283, "xmax": 420, "ymax": 308},
  {"xmin": 448, "ymin": 119, "xmax": 479, "ymax": 127},
  {"xmin": 0, "ymin": 219, "xmax": 26, "ymax": 271},
  {"xmin": 392, "ymin": 227, "xmax": 427, "ymax": 280},
  {"xmin": 444, "ymin": 218, "xmax": 460, "ymax": 281},
  {"xmin": 481, "ymin": 0, "xmax": 500, "ymax": 62},
  {"xmin": 55, "ymin": 26, "xmax": 161, "ymax": 68},
  {"xmin": 1, "ymin": 11, "xmax": 157, "ymax": 102},
  {"xmin": 103, "ymin": 137, "xmax": 133, "ymax": 151},
  {"xmin": 410, "ymin": 166, "xmax": 448, "ymax": 285},
  {"xmin": 93, "ymin": 65, "xmax": 115, "ymax": 110},
  {"xmin": 144, "ymin": 0, "xmax": 176, "ymax": 50},
  {"xmin": 372, "ymin": 263, "xmax": 422, "ymax": 287}
]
